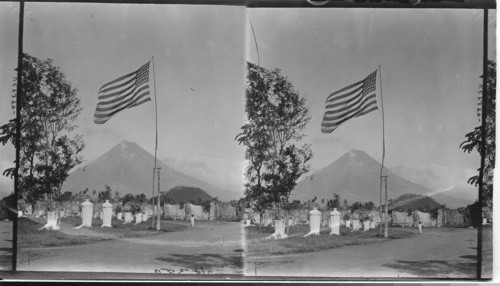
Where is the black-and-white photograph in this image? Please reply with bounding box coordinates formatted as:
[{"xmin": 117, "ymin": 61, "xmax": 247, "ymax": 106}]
[{"xmin": 0, "ymin": 0, "xmax": 495, "ymax": 282}]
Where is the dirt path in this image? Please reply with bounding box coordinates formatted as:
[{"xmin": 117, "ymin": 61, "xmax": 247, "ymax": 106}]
[
  {"xmin": 17, "ymin": 221, "xmax": 244, "ymax": 274},
  {"xmin": 244, "ymin": 227, "xmax": 479, "ymax": 278}
]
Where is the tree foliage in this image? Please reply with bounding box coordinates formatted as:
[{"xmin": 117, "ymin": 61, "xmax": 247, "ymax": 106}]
[
  {"xmin": 460, "ymin": 60, "xmax": 495, "ymax": 206},
  {"xmin": 0, "ymin": 54, "xmax": 84, "ymax": 210},
  {"xmin": 236, "ymin": 62, "xmax": 312, "ymax": 217}
]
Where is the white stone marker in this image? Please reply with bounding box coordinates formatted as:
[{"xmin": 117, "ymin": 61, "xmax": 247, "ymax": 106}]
[
  {"xmin": 143, "ymin": 213, "xmax": 149, "ymax": 221},
  {"xmin": 117, "ymin": 212, "xmax": 123, "ymax": 221},
  {"xmin": 346, "ymin": 219, "xmax": 351, "ymax": 228},
  {"xmin": 363, "ymin": 220, "xmax": 370, "ymax": 231},
  {"xmin": 124, "ymin": 212, "xmax": 133, "ymax": 224},
  {"xmin": 39, "ymin": 211, "xmax": 60, "ymax": 230},
  {"xmin": 329, "ymin": 208, "xmax": 341, "ymax": 235},
  {"xmin": 81, "ymin": 199, "xmax": 93, "ymax": 227},
  {"xmin": 483, "ymin": 217, "xmax": 488, "ymax": 225},
  {"xmin": 18, "ymin": 210, "xmax": 23, "ymax": 217},
  {"xmin": 101, "ymin": 200, "xmax": 112, "ymax": 228},
  {"xmin": 267, "ymin": 219, "xmax": 288, "ymax": 239},
  {"xmin": 244, "ymin": 219, "xmax": 251, "ymax": 226},
  {"xmin": 370, "ymin": 220, "xmax": 376, "ymax": 229},
  {"xmin": 304, "ymin": 207, "xmax": 321, "ymax": 237},
  {"xmin": 74, "ymin": 199, "xmax": 93, "ymax": 229},
  {"xmin": 135, "ymin": 212, "xmax": 143, "ymax": 224},
  {"xmin": 352, "ymin": 219, "xmax": 361, "ymax": 231}
]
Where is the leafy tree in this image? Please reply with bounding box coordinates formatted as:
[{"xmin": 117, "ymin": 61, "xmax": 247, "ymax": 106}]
[
  {"xmin": 327, "ymin": 193, "xmax": 340, "ymax": 209},
  {"xmin": 236, "ymin": 62, "xmax": 312, "ymax": 218},
  {"xmin": 363, "ymin": 201, "xmax": 375, "ymax": 211},
  {"xmin": 158, "ymin": 191, "xmax": 175, "ymax": 206},
  {"xmin": 134, "ymin": 193, "xmax": 147, "ymax": 204},
  {"xmin": 121, "ymin": 193, "xmax": 135, "ymax": 205},
  {"xmin": 0, "ymin": 53, "xmax": 84, "ymax": 211},
  {"xmin": 460, "ymin": 60, "xmax": 495, "ymax": 207},
  {"xmin": 200, "ymin": 200, "xmax": 212, "ymax": 213},
  {"xmin": 54, "ymin": 190, "xmax": 73, "ymax": 203},
  {"xmin": 350, "ymin": 201, "xmax": 364, "ymax": 213},
  {"xmin": 98, "ymin": 185, "xmax": 112, "ymax": 202},
  {"xmin": 284, "ymin": 199, "xmax": 302, "ymax": 211}
]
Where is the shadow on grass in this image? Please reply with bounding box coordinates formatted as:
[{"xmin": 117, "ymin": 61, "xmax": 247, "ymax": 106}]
[
  {"xmin": 156, "ymin": 253, "xmax": 242, "ymax": 270},
  {"xmin": 382, "ymin": 259, "xmax": 476, "ymax": 277}
]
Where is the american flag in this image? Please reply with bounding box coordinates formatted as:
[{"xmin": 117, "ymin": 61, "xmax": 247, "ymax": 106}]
[
  {"xmin": 94, "ymin": 61, "xmax": 151, "ymax": 124},
  {"xmin": 321, "ymin": 70, "xmax": 378, "ymax": 133}
]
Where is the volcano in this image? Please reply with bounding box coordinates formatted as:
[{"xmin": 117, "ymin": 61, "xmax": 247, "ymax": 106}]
[
  {"xmin": 61, "ymin": 140, "xmax": 240, "ymax": 201},
  {"xmin": 290, "ymin": 149, "xmax": 432, "ymax": 204}
]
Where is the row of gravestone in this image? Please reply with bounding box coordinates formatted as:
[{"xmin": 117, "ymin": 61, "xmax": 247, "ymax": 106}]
[
  {"xmin": 266, "ymin": 207, "xmax": 380, "ymax": 239},
  {"xmin": 38, "ymin": 199, "xmax": 152, "ymax": 230}
]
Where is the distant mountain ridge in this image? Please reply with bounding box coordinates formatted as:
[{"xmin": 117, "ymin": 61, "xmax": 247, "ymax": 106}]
[
  {"xmin": 61, "ymin": 140, "xmax": 240, "ymax": 201},
  {"xmin": 166, "ymin": 186, "xmax": 213, "ymax": 203},
  {"xmin": 390, "ymin": 194, "xmax": 442, "ymax": 212},
  {"xmin": 291, "ymin": 149, "xmax": 434, "ymax": 204}
]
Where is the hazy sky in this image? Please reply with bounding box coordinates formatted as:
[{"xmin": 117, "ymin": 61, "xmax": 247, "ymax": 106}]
[{"xmin": 0, "ymin": 4, "xmax": 496, "ymax": 197}]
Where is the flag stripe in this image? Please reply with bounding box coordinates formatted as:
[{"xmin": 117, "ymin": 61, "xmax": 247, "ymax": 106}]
[
  {"xmin": 95, "ymin": 85, "xmax": 149, "ymax": 112},
  {"xmin": 99, "ymin": 70, "xmax": 136, "ymax": 92},
  {"xmin": 94, "ymin": 93, "xmax": 150, "ymax": 122},
  {"xmin": 321, "ymin": 105, "xmax": 378, "ymax": 133},
  {"xmin": 325, "ymin": 79, "xmax": 363, "ymax": 102},
  {"xmin": 94, "ymin": 61, "xmax": 151, "ymax": 124},
  {"xmin": 323, "ymin": 93, "xmax": 377, "ymax": 119},
  {"xmin": 99, "ymin": 74, "xmax": 136, "ymax": 95},
  {"xmin": 326, "ymin": 83, "xmax": 363, "ymax": 104},
  {"xmin": 98, "ymin": 83, "xmax": 139, "ymax": 106},
  {"xmin": 321, "ymin": 70, "xmax": 378, "ymax": 133},
  {"xmin": 321, "ymin": 100, "xmax": 378, "ymax": 127}
]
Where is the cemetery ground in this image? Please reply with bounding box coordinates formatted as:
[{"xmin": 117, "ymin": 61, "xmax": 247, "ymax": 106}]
[
  {"xmin": 244, "ymin": 225, "xmax": 493, "ymax": 279},
  {"xmin": 0, "ymin": 217, "xmax": 244, "ymax": 275}
]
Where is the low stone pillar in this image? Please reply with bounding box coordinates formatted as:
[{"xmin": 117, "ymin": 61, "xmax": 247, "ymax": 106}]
[
  {"xmin": 352, "ymin": 219, "xmax": 360, "ymax": 231},
  {"xmin": 266, "ymin": 219, "xmax": 288, "ymax": 239},
  {"xmin": 135, "ymin": 212, "xmax": 143, "ymax": 224},
  {"xmin": 124, "ymin": 212, "xmax": 133, "ymax": 224},
  {"xmin": 370, "ymin": 220, "xmax": 376, "ymax": 229},
  {"xmin": 304, "ymin": 207, "xmax": 321, "ymax": 237},
  {"xmin": 117, "ymin": 212, "xmax": 123, "ymax": 221},
  {"xmin": 143, "ymin": 213, "xmax": 149, "ymax": 221},
  {"xmin": 329, "ymin": 208, "xmax": 341, "ymax": 235},
  {"xmin": 101, "ymin": 200, "xmax": 112, "ymax": 228},
  {"xmin": 244, "ymin": 219, "xmax": 251, "ymax": 226},
  {"xmin": 59, "ymin": 210, "xmax": 65, "ymax": 218},
  {"xmin": 81, "ymin": 199, "xmax": 93, "ymax": 227},
  {"xmin": 346, "ymin": 219, "xmax": 351, "ymax": 228},
  {"xmin": 18, "ymin": 210, "xmax": 23, "ymax": 217},
  {"xmin": 363, "ymin": 220, "xmax": 370, "ymax": 231},
  {"xmin": 483, "ymin": 217, "xmax": 488, "ymax": 225}
]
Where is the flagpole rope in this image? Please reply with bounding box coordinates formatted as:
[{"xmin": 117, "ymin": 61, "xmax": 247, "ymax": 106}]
[{"xmin": 247, "ymin": 11, "xmax": 260, "ymax": 66}]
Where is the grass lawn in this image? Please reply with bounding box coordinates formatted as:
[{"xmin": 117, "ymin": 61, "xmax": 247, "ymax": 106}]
[
  {"xmin": 18, "ymin": 217, "xmax": 110, "ymax": 249},
  {"xmin": 19, "ymin": 216, "xmax": 189, "ymax": 249},
  {"xmin": 59, "ymin": 216, "xmax": 188, "ymax": 238},
  {"xmin": 245, "ymin": 225, "xmax": 415, "ymax": 256}
]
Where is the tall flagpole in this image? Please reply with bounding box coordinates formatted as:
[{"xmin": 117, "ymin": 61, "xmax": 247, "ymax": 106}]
[
  {"xmin": 152, "ymin": 57, "xmax": 161, "ymax": 231},
  {"xmin": 378, "ymin": 65, "xmax": 387, "ymax": 237},
  {"xmin": 476, "ymin": 8, "xmax": 488, "ymax": 280},
  {"xmin": 247, "ymin": 11, "xmax": 260, "ymax": 66},
  {"xmin": 13, "ymin": 0, "xmax": 25, "ymax": 272},
  {"xmin": 150, "ymin": 56, "xmax": 158, "ymax": 229}
]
